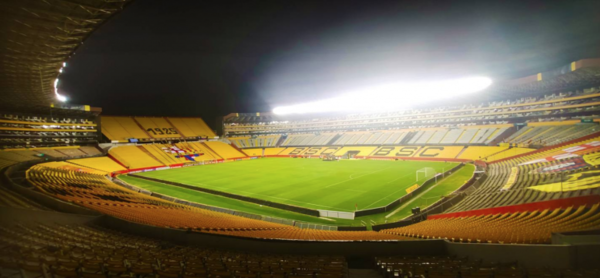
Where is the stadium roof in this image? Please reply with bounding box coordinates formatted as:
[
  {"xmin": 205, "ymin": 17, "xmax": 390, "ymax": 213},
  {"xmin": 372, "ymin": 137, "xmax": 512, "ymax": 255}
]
[{"xmin": 0, "ymin": 0, "xmax": 133, "ymax": 110}]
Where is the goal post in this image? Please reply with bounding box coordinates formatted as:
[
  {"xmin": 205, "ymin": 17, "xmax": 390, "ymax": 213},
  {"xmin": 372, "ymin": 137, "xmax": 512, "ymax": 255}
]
[{"xmin": 416, "ymin": 167, "xmax": 437, "ymax": 182}]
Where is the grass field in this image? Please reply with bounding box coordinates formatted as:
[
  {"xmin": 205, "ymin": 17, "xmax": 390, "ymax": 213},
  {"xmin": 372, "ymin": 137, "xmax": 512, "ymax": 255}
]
[
  {"xmin": 136, "ymin": 158, "xmax": 458, "ymax": 212},
  {"xmin": 119, "ymin": 158, "xmax": 475, "ymax": 228}
]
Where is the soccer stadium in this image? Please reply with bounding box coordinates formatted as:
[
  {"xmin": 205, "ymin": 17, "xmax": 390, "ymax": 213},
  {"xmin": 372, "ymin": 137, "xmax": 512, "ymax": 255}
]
[{"xmin": 1, "ymin": 1, "xmax": 600, "ymax": 277}]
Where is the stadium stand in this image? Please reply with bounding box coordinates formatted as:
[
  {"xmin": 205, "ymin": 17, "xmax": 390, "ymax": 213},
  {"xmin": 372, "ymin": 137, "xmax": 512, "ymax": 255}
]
[
  {"xmin": 108, "ymin": 145, "xmax": 164, "ymax": 169},
  {"xmin": 79, "ymin": 146, "xmax": 102, "ymax": 156},
  {"xmin": 282, "ymin": 133, "xmax": 338, "ymax": 146},
  {"xmin": 505, "ymin": 123, "xmax": 599, "ymax": 147},
  {"xmin": 203, "ymin": 141, "xmax": 247, "ymax": 159},
  {"xmin": 242, "ymin": 147, "xmax": 286, "ymax": 156},
  {"xmin": 25, "ymin": 165, "xmax": 403, "ymax": 241},
  {"xmin": 382, "ymin": 199, "xmax": 600, "ymax": 244},
  {"xmin": 167, "ymin": 117, "xmax": 216, "ymax": 138},
  {"xmin": 101, "ymin": 116, "xmax": 151, "ymax": 142},
  {"xmin": 484, "ymin": 147, "xmax": 536, "ymax": 162},
  {"xmin": 3, "ymin": 0, "xmax": 600, "ymax": 262},
  {"xmin": 366, "ymin": 146, "xmax": 465, "ymax": 159},
  {"xmin": 0, "ymin": 222, "xmax": 349, "ymax": 278},
  {"xmin": 176, "ymin": 142, "xmax": 221, "ymax": 161},
  {"xmin": 134, "ymin": 117, "xmax": 182, "ymax": 139},
  {"xmin": 230, "ymin": 135, "xmax": 282, "ymax": 148},
  {"xmin": 447, "ymin": 136, "xmax": 600, "ymax": 213},
  {"xmin": 107, "ymin": 143, "xmax": 219, "ymax": 169},
  {"xmin": 102, "ymin": 116, "xmax": 216, "ymax": 142},
  {"xmin": 1, "ymin": 112, "xmax": 99, "ymax": 149},
  {"xmin": 222, "ymin": 89, "xmax": 600, "ymax": 137},
  {"xmin": 67, "ymin": 157, "xmax": 127, "ymax": 173},
  {"xmin": 373, "ymin": 256, "xmax": 600, "ymax": 278},
  {"xmin": 456, "ymin": 146, "xmax": 509, "ymax": 160},
  {"xmin": 263, "ymin": 147, "xmax": 286, "ymax": 155},
  {"xmin": 334, "ymin": 146, "xmax": 377, "ymax": 157}
]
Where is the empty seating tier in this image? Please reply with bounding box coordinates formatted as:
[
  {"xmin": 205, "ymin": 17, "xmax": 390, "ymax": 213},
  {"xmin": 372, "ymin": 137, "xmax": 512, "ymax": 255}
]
[
  {"xmin": 67, "ymin": 157, "xmax": 127, "ymax": 173},
  {"xmin": 0, "ymin": 222, "xmax": 348, "ymax": 278},
  {"xmin": 102, "ymin": 116, "xmax": 215, "ymax": 142},
  {"xmin": 382, "ymin": 203, "xmax": 600, "ymax": 244},
  {"xmin": 25, "ymin": 165, "xmax": 404, "ymax": 241},
  {"xmin": 203, "ymin": 141, "xmax": 246, "ymax": 159}
]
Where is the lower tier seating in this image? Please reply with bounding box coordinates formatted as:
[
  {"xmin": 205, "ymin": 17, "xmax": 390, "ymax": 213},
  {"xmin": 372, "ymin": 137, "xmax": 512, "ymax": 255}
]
[
  {"xmin": 66, "ymin": 157, "xmax": 127, "ymax": 173},
  {"xmin": 108, "ymin": 145, "xmax": 164, "ymax": 169},
  {"xmin": 0, "ymin": 185, "xmax": 45, "ymax": 210},
  {"xmin": 374, "ymin": 255, "xmax": 599, "ymax": 278},
  {"xmin": 0, "ymin": 223, "xmax": 347, "ymax": 278},
  {"xmin": 25, "ymin": 165, "xmax": 403, "ymax": 241},
  {"xmin": 204, "ymin": 141, "xmax": 246, "ymax": 159},
  {"xmin": 382, "ymin": 204, "xmax": 600, "ymax": 244}
]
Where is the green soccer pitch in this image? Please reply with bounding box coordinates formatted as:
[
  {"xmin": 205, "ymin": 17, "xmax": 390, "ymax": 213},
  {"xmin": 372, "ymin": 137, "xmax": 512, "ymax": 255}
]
[{"xmin": 134, "ymin": 158, "xmax": 459, "ymax": 212}]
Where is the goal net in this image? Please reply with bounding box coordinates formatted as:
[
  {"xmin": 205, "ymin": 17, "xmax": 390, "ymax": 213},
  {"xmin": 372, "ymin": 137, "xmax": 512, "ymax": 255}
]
[{"xmin": 416, "ymin": 167, "xmax": 437, "ymax": 182}]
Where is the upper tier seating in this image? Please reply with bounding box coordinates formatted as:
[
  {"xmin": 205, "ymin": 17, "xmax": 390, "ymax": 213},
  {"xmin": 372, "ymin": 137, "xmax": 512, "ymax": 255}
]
[
  {"xmin": 26, "ymin": 166, "xmax": 403, "ymax": 241},
  {"xmin": 0, "ymin": 222, "xmax": 348, "ymax": 278},
  {"xmin": 79, "ymin": 146, "xmax": 102, "ymax": 155},
  {"xmin": 224, "ymin": 90, "xmax": 600, "ymax": 135},
  {"xmin": 282, "ymin": 134, "xmax": 337, "ymax": 146},
  {"xmin": 230, "ymin": 135, "xmax": 281, "ymax": 148},
  {"xmin": 382, "ymin": 204, "xmax": 600, "ymax": 244},
  {"xmin": 101, "ymin": 116, "xmax": 151, "ymax": 142},
  {"xmin": 166, "ymin": 117, "xmax": 216, "ymax": 138},
  {"xmin": 504, "ymin": 123, "xmax": 598, "ymax": 146},
  {"xmin": 1, "ymin": 113, "xmax": 98, "ymax": 149},
  {"xmin": 102, "ymin": 116, "xmax": 215, "ymax": 142},
  {"xmin": 134, "ymin": 117, "xmax": 181, "ymax": 139}
]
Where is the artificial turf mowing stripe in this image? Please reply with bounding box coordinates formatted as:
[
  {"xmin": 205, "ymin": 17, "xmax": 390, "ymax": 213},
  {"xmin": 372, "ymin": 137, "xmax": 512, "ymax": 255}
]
[{"xmin": 137, "ymin": 158, "xmax": 458, "ymax": 211}]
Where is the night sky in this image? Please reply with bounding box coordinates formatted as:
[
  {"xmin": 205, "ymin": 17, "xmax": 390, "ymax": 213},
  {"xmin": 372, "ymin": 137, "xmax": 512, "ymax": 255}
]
[{"xmin": 60, "ymin": 0, "xmax": 600, "ymax": 128}]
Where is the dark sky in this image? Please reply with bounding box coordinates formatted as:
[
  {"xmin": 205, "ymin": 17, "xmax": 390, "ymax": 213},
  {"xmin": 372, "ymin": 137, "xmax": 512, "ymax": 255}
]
[{"xmin": 60, "ymin": 0, "xmax": 600, "ymax": 127}]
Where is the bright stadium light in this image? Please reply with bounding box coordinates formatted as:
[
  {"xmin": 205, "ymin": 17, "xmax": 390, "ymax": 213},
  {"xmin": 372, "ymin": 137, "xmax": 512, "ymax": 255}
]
[
  {"xmin": 54, "ymin": 78, "xmax": 67, "ymax": 102},
  {"xmin": 272, "ymin": 76, "xmax": 492, "ymax": 115},
  {"xmin": 56, "ymin": 93, "xmax": 68, "ymax": 102}
]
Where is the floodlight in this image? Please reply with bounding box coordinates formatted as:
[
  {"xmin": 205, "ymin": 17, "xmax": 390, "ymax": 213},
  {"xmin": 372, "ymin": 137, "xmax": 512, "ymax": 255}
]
[
  {"xmin": 272, "ymin": 76, "xmax": 492, "ymax": 115},
  {"xmin": 54, "ymin": 78, "xmax": 67, "ymax": 102},
  {"xmin": 56, "ymin": 93, "xmax": 67, "ymax": 102}
]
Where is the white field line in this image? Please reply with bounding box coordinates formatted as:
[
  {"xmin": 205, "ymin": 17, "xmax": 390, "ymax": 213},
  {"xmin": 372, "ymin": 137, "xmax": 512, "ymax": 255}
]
[
  {"xmin": 318, "ymin": 217, "xmax": 336, "ymax": 222},
  {"xmin": 384, "ymin": 173, "xmax": 453, "ymax": 219},
  {"xmin": 361, "ymin": 172, "xmax": 415, "ymax": 209}
]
